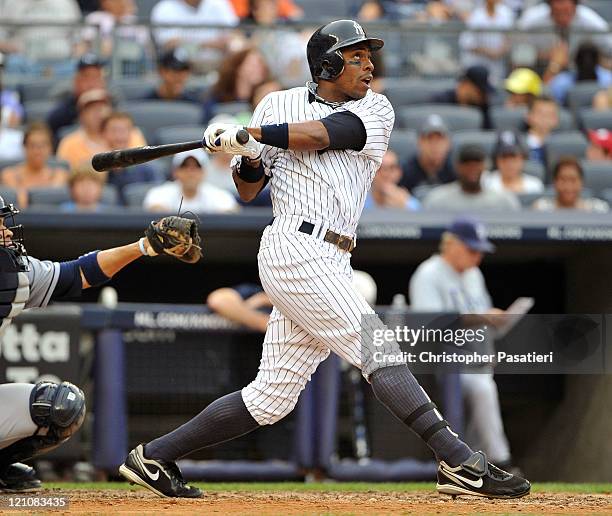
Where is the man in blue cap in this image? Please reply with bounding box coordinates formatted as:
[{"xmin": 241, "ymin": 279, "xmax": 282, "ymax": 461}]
[{"xmin": 409, "ymin": 216, "xmax": 518, "ymax": 473}]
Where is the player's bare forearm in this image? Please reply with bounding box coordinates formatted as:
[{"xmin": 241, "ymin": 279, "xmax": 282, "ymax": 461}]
[
  {"xmin": 232, "ymin": 166, "xmax": 266, "ymax": 202},
  {"xmin": 80, "ymin": 242, "xmax": 144, "ymax": 289},
  {"xmin": 207, "ymin": 288, "xmax": 269, "ymax": 333},
  {"xmin": 247, "ymin": 121, "xmax": 330, "ymax": 151}
]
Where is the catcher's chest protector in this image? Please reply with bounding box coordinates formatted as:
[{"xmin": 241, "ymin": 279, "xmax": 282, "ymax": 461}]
[{"xmin": 0, "ymin": 248, "xmax": 30, "ymax": 336}]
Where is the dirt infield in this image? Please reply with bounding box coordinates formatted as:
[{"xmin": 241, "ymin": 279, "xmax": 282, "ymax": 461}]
[{"xmin": 5, "ymin": 488, "xmax": 609, "ymax": 515}]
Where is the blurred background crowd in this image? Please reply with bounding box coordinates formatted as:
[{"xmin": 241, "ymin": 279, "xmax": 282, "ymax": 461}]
[{"xmin": 0, "ymin": 0, "xmax": 611, "ymax": 215}]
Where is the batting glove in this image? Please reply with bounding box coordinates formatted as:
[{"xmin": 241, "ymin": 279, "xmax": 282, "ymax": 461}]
[
  {"xmin": 203, "ymin": 123, "xmax": 238, "ymax": 152},
  {"xmin": 215, "ymin": 127, "xmax": 262, "ymax": 160}
]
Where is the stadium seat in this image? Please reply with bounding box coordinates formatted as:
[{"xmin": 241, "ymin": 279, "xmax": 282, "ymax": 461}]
[
  {"xmin": 384, "ymin": 78, "xmax": 455, "ymax": 108},
  {"xmin": 294, "ymin": 0, "xmax": 351, "ymax": 20},
  {"xmin": 135, "ymin": 0, "xmax": 159, "ymax": 21},
  {"xmin": 122, "ymin": 181, "xmax": 158, "ymax": 207},
  {"xmin": 599, "ymin": 187, "xmax": 612, "ymax": 205},
  {"xmin": 28, "ymin": 186, "xmax": 71, "ymax": 206},
  {"xmin": 581, "ymin": 160, "xmax": 612, "ymax": 196},
  {"xmin": 24, "ymin": 100, "xmax": 56, "ymax": 123},
  {"xmin": 0, "ymin": 187, "xmax": 18, "ymax": 207},
  {"xmin": 490, "ymin": 106, "xmax": 574, "ymax": 132},
  {"xmin": 210, "ymin": 101, "xmax": 252, "ymax": 121},
  {"xmin": 523, "ymin": 160, "xmax": 545, "ymax": 182},
  {"xmin": 28, "ymin": 185, "xmax": 119, "ymax": 207},
  {"xmin": 567, "ymin": 82, "xmax": 601, "ymax": 114},
  {"xmin": 155, "ymin": 126, "xmax": 204, "ymax": 146},
  {"xmin": 584, "ymin": 0, "xmax": 612, "ymax": 21},
  {"xmin": 19, "ymin": 79, "xmax": 62, "ymax": 103},
  {"xmin": 545, "ymin": 131, "xmax": 588, "ymax": 170},
  {"xmin": 519, "ymin": 192, "xmax": 546, "ymax": 208},
  {"xmin": 388, "ymin": 129, "xmax": 417, "ymax": 161},
  {"xmin": 0, "ymin": 158, "xmax": 21, "ymax": 173},
  {"xmin": 118, "ymin": 101, "xmax": 202, "ymax": 143},
  {"xmin": 450, "ymin": 131, "xmax": 497, "ymax": 162},
  {"xmin": 110, "ymin": 77, "xmax": 158, "ymax": 102},
  {"xmin": 397, "ymin": 105, "xmax": 482, "ymax": 131},
  {"xmin": 579, "ymin": 108, "xmax": 612, "ymax": 131}
]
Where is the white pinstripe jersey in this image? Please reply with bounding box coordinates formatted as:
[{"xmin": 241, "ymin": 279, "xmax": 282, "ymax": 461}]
[{"xmin": 238, "ymin": 87, "xmax": 395, "ymax": 236}]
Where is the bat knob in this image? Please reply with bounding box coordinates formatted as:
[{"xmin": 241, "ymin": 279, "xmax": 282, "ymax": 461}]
[{"xmin": 236, "ymin": 129, "xmax": 250, "ymax": 145}]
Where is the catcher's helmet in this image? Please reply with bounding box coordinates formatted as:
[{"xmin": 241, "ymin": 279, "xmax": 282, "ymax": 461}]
[
  {"xmin": 0, "ymin": 195, "xmax": 26, "ymax": 258},
  {"xmin": 307, "ymin": 20, "xmax": 384, "ymax": 82}
]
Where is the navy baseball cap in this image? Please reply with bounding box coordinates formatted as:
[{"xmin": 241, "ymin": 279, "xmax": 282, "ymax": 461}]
[
  {"xmin": 448, "ymin": 216, "xmax": 495, "ymax": 253},
  {"xmin": 494, "ymin": 130, "xmax": 526, "ymax": 157},
  {"xmin": 77, "ymin": 53, "xmax": 106, "ymax": 70},
  {"xmin": 463, "ymin": 65, "xmax": 495, "ymax": 95},
  {"xmin": 158, "ymin": 48, "xmax": 191, "ymax": 70}
]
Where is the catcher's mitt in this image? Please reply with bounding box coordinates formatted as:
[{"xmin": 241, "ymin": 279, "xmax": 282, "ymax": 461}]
[{"xmin": 145, "ymin": 216, "xmax": 202, "ymax": 264}]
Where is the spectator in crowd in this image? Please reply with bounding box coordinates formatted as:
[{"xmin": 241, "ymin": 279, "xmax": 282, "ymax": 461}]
[
  {"xmin": 459, "ymin": 0, "xmax": 515, "ymax": 83},
  {"xmin": 409, "ymin": 216, "xmax": 517, "ymax": 472},
  {"xmin": 1, "ymin": 123, "xmax": 69, "ymax": 208},
  {"xmin": 202, "ymin": 47, "xmax": 271, "ymax": 123},
  {"xmin": 431, "ymin": 65, "xmax": 495, "ymax": 130},
  {"xmin": 245, "ymin": 0, "xmax": 310, "ymax": 88},
  {"xmin": 47, "ymin": 54, "xmax": 107, "ymax": 140},
  {"xmin": 101, "ymin": 112, "xmax": 161, "ymax": 204},
  {"xmin": 423, "ymin": 144, "xmax": 520, "ymax": 210},
  {"xmin": 250, "ymin": 80, "xmax": 283, "ymax": 112},
  {"xmin": 0, "ymin": 0, "xmax": 82, "ymax": 76},
  {"xmin": 504, "ymin": 67, "xmax": 542, "ymax": 108},
  {"xmin": 151, "ymin": 0, "xmax": 239, "ymax": 58},
  {"xmin": 358, "ymin": 1, "xmax": 427, "ymax": 21},
  {"xmin": 364, "ymin": 150, "xmax": 420, "ymax": 211},
  {"xmin": 57, "ymin": 89, "xmax": 146, "ymax": 170},
  {"xmin": 593, "ymin": 86, "xmax": 612, "ymax": 111},
  {"xmin": 549, "ymin": 41, "xmax": 612, "ymax": 105},
  {"xmin": 1, "ymin": 88, "xmax": 24, "ymax": 128},
  {"xmin": 145, "ymin": 48, "xmax": 201, "ymax": 103},
  {"xmin": 482, "ymin": 130, "xmax": 544, "ymax": 194},
  {"xmin": 532, "ymin": 156, "xmax": 609, "ymax": 212},
  {"xmin": 231, "ymin": 0, "xmax": 302, "ymax": 19},
  {"xmin": 143, "ymin": 149, "xmax": 238, "ymax": 212},
  {"xmin": 60, "ymin": 166, "xmax": 109, "ymax": 212},
  {"xmin": 524, "ymin": 94, "xmax": 559, "ymax": 166},
  {"xmin": 518, "ymin": 0, "xmax": 611, "ymax": 80},
  {"xmin": 77, "ymin": 0, "xmax": 100, "ymax": 15},
  {"xmin": 586, "ymin": 129, "xmax": 612, "ymax": 162},
  {"xmin": 82, "ymin": 0, "xmax": 151, "ymax": 70},
  {"xmin": 0, "ymin": 122, "xmax": 24, "ymax": 162},
  {"xmin": 207, "ymin": 283, "xmax": 272, "ymax": 332},
  {"xmin": 57, "ymin": 89, "xmax": 112, "ymax": 170},
  {"xmin": 399, "ymin": 114, "xmax": 455, "ymax": 191}
]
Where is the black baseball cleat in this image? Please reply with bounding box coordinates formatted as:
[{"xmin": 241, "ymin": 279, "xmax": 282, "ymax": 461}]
[
  {"xmin": 0, "ymin": 463, "xmax": 42, "ymax": 493},
  {"xmin": 119, "ymin": 444, "xmax": 202, "ymax": 498},
  {"xmin": 437, "ymin": 451, "xmax": 531, "ymax": 499}
]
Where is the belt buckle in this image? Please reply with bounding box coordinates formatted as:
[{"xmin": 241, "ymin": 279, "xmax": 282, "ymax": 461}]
[{"xmin": 337, "ymin": 235, "xmax": 355, "ymax": 252}]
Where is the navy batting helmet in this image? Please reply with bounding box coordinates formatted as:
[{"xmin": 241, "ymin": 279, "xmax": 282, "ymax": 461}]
[{"xmin": 307, "ymin": 20, "xmax": 384, "ymax": 82}]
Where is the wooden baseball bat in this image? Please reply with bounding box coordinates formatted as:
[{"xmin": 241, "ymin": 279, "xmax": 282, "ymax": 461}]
[{"xmin": 91, "ymin": 129, "xmax": 250, "ymax": 171}]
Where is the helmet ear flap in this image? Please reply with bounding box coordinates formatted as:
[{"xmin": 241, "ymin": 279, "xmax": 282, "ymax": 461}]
[{"xmin": 319, "ymin": 50, "xmax": 345, "ymax": 80}]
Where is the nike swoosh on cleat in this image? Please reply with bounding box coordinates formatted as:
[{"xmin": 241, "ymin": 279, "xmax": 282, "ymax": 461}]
[
  {"xmin": 443, "ymin": 469, "xmax": 484, "ymax": 488},
  {"xmin": 136, "ymin": 454, "xmax": 160, "ymax": 481}
]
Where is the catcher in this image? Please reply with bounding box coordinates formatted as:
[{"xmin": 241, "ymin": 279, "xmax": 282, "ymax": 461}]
[{"xmin": 0, "ymin": 196, "xmax": 200, "ymax": 492}]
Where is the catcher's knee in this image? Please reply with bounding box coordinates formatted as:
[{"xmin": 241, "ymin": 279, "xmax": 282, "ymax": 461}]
[{"xmin": 0, "ymin": 381, "xmax": 86, "ymax": 466}]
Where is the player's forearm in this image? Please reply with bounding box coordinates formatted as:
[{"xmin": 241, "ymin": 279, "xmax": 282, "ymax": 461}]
[
  {"xmin": 233, "ymin": 169, "xmax": 265, "ymax": 202},
  {"xmin": 248, "ymin": 121, "xmax": 330, "ymax": 151},
  {"xmin": 80, "ymin": 242, "xmax": 143, "ymax": 289}
]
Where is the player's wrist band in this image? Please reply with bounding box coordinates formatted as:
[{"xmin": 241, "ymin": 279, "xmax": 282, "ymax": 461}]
[
  {"xmin": 138, "ymin": 238, "xmax": 147, "ymax": 256},
  {"xmin": 260, "ymin": 123, "xmax": 289, "ymax": 150},
  {"xmin": 238, "ymin": 159, "xmax": 265, "ymax": 183}
]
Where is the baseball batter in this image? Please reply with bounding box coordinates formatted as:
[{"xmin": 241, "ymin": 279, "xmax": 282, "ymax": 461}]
[
  {"xmin": 119, "ymin": 20, "xmax": 530, "ymax": 500},
  {"xmin": 0, "ymin": 197, "xmax": 200, "ymax": 492}
]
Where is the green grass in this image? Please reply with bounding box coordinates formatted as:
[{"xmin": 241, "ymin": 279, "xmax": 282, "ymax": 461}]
[{"xmin": 43, "ymin": 482, "xmax": 612, "ymax": 494}]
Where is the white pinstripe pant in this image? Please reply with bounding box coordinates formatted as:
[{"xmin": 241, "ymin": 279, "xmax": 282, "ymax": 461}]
[{"xmin": 242, "ymin": 216, "xmax": 390, "ymax": 425}]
